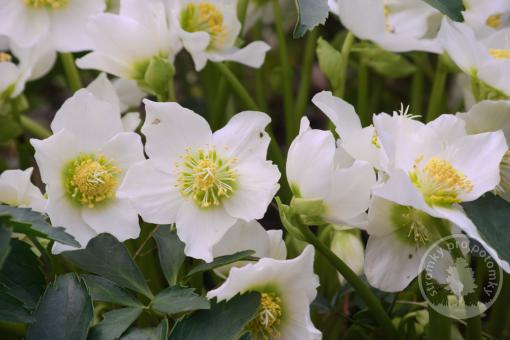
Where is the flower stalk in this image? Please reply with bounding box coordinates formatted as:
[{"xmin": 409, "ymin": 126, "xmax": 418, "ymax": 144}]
[{"xmin": 60, "ymin": 53, "xmax": 83, "ymax": 92}]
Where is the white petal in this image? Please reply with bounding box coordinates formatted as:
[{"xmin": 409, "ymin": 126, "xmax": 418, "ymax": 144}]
[
  {"xmin": 113, "ymin": 78, "xmax": 146, "ymax": 112},
  {"xmin": 99, "ymin": 132, "xmax": 145, "ymax": 179},
  {"xmin": 142, "ymin": 100, "xmax": 212, "ymax": 171},
  {"xmin": 267, "ymin": 229, "xmax": 287, "ymax": 260},
  {"xmin": 50, "ymin": 90, "xmax": 123, "ymax": 150},
  {"xmin": 212, "ymin": 220, "xmax": 270, "ymax": 258},
  {"xmin": 459, "ymin": 100, "xmax": 510, "ymax": 143},
  {"xmin": 82, "ymin": 199, "xmax": 140, "ymax": 241},
  {"xmin": 334, "ymin": 0, "xmax": 384, "ymax": 42},
  {"xmin": 117, "ymin": 160, "xmax": 181, "ymax": 224},
  {"xmin": 366, "ymin": 196, "xmax": 399, "ymax": 237},
  {"xmin": 0, "ymin": 62, "xmax": 21, "ymax": 96},
  {"xmin": 76, "ymin": 52, "xmax": 132, "ymax": 79},
  {"xmin": 0, "ymin": 168, "xmax": 45, "ymax": 211},
  {"xmin": 223, "ymin": 160, "xmax": 280, "ymax": 221},
  {"xmin": 212, "ymin": 111, "xmax": 271, "ymax": 162},
  {"xmin": 207, "ymin": 41, "xmax": 270, "ymax": 68},
  {"xmin": 364, "ymin": 234, "xmax": 425, "ymax": 292},
  {"xmin": 286, "ymin": 117, "xmax": 335, "ymax": 198},
  {"xmin": 86, "ymin": 73, "xmax": 121, "ymax": 113},
  {"xmin": 121, "ymin": 112, "xmax": 141, "ymax": 132},
  {"xmin": 0, "ymin": 1, "xmax": 49, "ymax": 48},
  {"xmin": 176, "ymin": 201, "xmax": 237, "ymax": 262}
]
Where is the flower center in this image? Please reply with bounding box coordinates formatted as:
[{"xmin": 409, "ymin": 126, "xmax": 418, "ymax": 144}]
[
  {"xmin": 409, "ymin": 156, "xmax": 473, "ymax": 206},
  {"xmin": 24, "ymin": 0, "xmax": 68, "ymax": 9},
  {"xmin": 247, "ymin": 292, "xmax": 283, "ymax": 340},
  {"xmin": 489, "ymin": 48, "xmax": 510, "ymax": 59},
  {"xmin": 391, "ymin": 204, "xmax": 448, "ymax": 246},
  {"xmin": 486, "ymin": 13, "xmax": 502, "ymax": 29},
  {"xmin": 176, "ymin": 146, "xmax": 238, "ymax": 208},
  {"xmin": 0, "ymin": 52, "xmax": 12, "ymax": 62},
  {"xmin": 63, "ymin": 155, "xmax": 120, "ymax": 208},
  {"xmin": 180, "ymin": 2, "xmax": 228, "ymax": 49}
]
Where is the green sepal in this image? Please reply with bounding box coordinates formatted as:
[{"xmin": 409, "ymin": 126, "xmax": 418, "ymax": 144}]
[{"xmin": 143, "ymin": 56, "xmax": 175, "ymax": 98}]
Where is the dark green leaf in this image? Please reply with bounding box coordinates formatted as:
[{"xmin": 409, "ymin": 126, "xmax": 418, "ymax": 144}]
[
  {"xmin": 422, "ymin": 0, "xmax": 464, "ymax": 22},
  {"xmin": 0, "ymin": 293, "xmax": 35, "ymax": 323},
  {"xmin": 89, "ymin": 307, "xmax": 143, "ymax": 340},
  {"xmin": 169, "ymin": 292, "xmax": 260, "ymax": 340},
  {"xmin": 316, "ymin": 37, "xmax": 343, "ymax": 91},
  {"xmin": 352, "ymin": 42, "xmax": 417, "ymax": 78},
  {"xmin": 293, "ymin": 0, "xmax": 329, "ymax": 38},
  {"xmin": 0, "ymin": 204, "xmax": 79, "ymax": 247},
  {"xmin": 63, "ymin": 234, "xmax": 153, "ymax": 299},
  {"xmin": 0, "ymin": 239, "xmax": 45, "ymax": 310},
  {"xmin": 82, "ymin": 275, "xmax": 143, "ymax": 308},
  {"xmin": 187, "ymin": 250, "xmax": 256, "ymax": 277},
  {"xmin": 462, "ymin": 194, "xmax": 510, "ymax": 263},
  {"xmin": 0, "ymin": 225, "xmax": 11, "ymax": 269},
  {"xmin": 151, "ymin": 286, "xmax": 209, "ymax": 315},
  {"xmin": 27, "ymin": 273, "xmax": 93, "ymax": 340},
  {"xmin": 121, "ymin": 319, "xmax": 168, "ymax": 340},
  {"xmin": 153, "ymin": 226, "xmax": 185, "ymax": 286}
]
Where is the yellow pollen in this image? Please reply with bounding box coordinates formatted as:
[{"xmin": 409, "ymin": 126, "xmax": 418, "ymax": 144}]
[
  {"xmin": 489, "ymin": 48, "xmax": 510, "ymax": 59},
  {"xmin": 247, "ymin": 293, "xmax": 283, "ymax": 340},
  {"xmin": 64, "ymin": 155, "xmax": 120, "ymax": 208},
  {"xmin": 0, "ymin": 52, "xmax": 12, "ymax": 62},
  {"xmin": 24, "ymin": 0, "xmax": 68, "ymax": 9},
  {"xmin": 486, "ymin": 13, "xmax": 502, "ymax": 29},
  {"xmin": 176, "ymin": 146, "xmax": 238, "ymax": 208},
  {"xmin": 383, "ymin": 5, "xmax": 395, "ymax": 33},
  {"xmin": 180, "ymin": 2, "xmax": 228, "ymax": 49},
  {"xmin": 371, "ymin": 130, "xmax": 381, "ymax": 149},
  {"xmin": 409, "ymin": 156, "xmax": 473, "ymax": 206}
]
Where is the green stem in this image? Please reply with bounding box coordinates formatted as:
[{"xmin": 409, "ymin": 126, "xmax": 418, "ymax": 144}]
[
  {"xmin": 487, "ymin": 273, "xmax": 510, "ymax": 338},
  {"xmin": 27, "ymin": 235, "xmax": 55, "ymax": 280},
  {"xmin": 426, "ymin": 57, "xmax": 448, "ymax": 122},
  {"xmin": 19, "ymin": 115, "xmax": 51, "ymax": 139},
  {"xmin": 357, "ymin": 58, "xmax": 369, "ymax": 126},
  {"xmin": 254, "ymin": 22, "xmax": 268, "ymax": 112},
  {"xmin": 272, "ymin": 0, "xmax": 294, "ymax": 145},
  {"xmin": 295, "ymin": 29, "xmax": 318, "ymax": 122},
  {"xmin": 237, "ymin": 0, "xmax": 249, "ymax": 28},
  {"xmin": 428, "ymin": 305, "xmax": 451, "ymax": 340},
  {"xmin": 168, "ymin": 77, "xmax": 176, "ymax": 102},
  {"xmin": 334, "ymin": 32, "xmax": 355, "ymax": 99},
  {"xmin": 465, "ymin": 316, "xmax": 482, "ymax": 340},
  {"xmin": 410, "ymin": 69, "xmax": 424, "ymax": 116},
  {"xmin": 296, "ymin": 222, "xmax": 398, "ymax": 339},
  {"xmin": 470, "ymin": 74, "xmax": 482, "ymax": 103},
  {"xmin": 60, "ymin": 53, "xmax": 82, "ymax": 92},
  {"xmin": 134, "ymin": 225, "xmax": 161, "ymax": 259},
  {"xmin": 211, "ymin": 78, "xmax": 229, "ymax": 130}
]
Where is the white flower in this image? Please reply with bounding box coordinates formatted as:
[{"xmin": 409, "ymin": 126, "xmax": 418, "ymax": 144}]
[
  {"xmin": 117, "ymin": 100, "xmax": 280, "ymax": 262},
  {"xmin": 0, "ymin": 0, "xmax": 105, "ymax": 51},
  {"xmin": 463, "ymin": 0, "xmax": 510, "ymax": 38},
  {"xmin": 207, "ymin": 245, "xmax": 321, "ymax": 340},
  {"xmin": 0, "ymin": 37, "xmax": 56, "ymax": 99},
  {"xmin": 457, "ymin": 100, "xmax": 510, "ymax": 202},
  {"xmin": 438, "ymin": 18, "xmax": 510, "ymax": 98},
  {"xmin": 0, "ymin": 168, "xmax": 46, "ymax": 213},
  {"xmin": 112, "ymin": 78, "xmax": 146, "ymax": 113},
  {"xmin": 312, "ymin": 91, "xmax": 388, "ymax": 170},
  {"xmin": 330, "ymin": 229, "xmax": 364, "ymax": 285},
  {"xmin": 286, "ymin": 116, "xmax": 375, "ymax": 227},
  {"xmin": 30, "ymin": 89, "xmax": 145, "ymax": 253},
  {"xmin": 86, "ymin": 73, "xmax": 142, "ymax": 132},
  {"xmin": 168, "ymin": 0, "xmax": 270, "ymax": 71},
  {"xmin": 211, "ymin": 220, "xmax": 287, "ymax": 277},
  {"xmin": 77, "ymin": 0, "xmax": 180, "ymax": 79},
  {"xmin": 329, "ymin": 0, "xmax": 442, "ymax": 53}
]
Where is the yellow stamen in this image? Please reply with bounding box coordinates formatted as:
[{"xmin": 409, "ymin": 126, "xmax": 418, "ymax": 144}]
[
  {"xmin": 0, "ymin": 52, "xmax": 12, "ymax": 62},
  {"xmin": 409, "ymin": 156, "xmax": 473, "ymax": 206},
  {"xmin": 247, "ymin": 293, "xmax": 283, "ymax": 340},
  {"xmin": 489, "ymin": 48, "xmax": 510, "ymax": 59},
  {"xmin": 486, "ymin": 14, "xmax": 502, "ymax": 29},
  {"xmin": 383, "ymin": 5, "xmax": 395, "ymax": 33},
  {"xmin": 24, "ymin": 0, "xmax": 68, "ymax": 9},
  {"xmin": 371, "ymin": 130, "xmax": 381, "ymax": 149}
]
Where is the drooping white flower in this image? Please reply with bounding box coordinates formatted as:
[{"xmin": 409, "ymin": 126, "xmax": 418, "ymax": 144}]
[
  {"xmin": 463, "ymin": 0, "xmax": 510, "ymax": 38},
  {"xmin": 211, "ymin": 220, "xmax": 286, "ymax": 277},
  {"xmin": 168, "ymin": 0, "xmax": 270, "ymax": 71},
  {"xmin": 0, "ymin": 168, "xmax": 46, "ymax": 213},
  {"xmin": 0, "ymin": 37, "xmax": 56, "ymax": 100},
  {"xmin": 312, "ymin": 91, "xmax": 389, "ymax": 171},
  {"xmin": 438, "ymin": 18, "xmax": 510, "ymax": 98},
  {"xmin": 0, "ymin": 0, "xmax": 105, "ymax": 51},
  {"xmin": 329, "ymin": 0, "xmax": 442, "ymax": 53},
  {"xmin": 286, "ymin": 116, "xmax": 375, "ymax": 227},
  {"xmin": 30, "ymin": 89, "xmax": 145, "ymax": 253},
  {"xmin": 207, "ymin": 245, "xmax": 321, "ymax": 340},
  {"xmin": 117, "ymin": 100, "xmax": 280, "ymax": 262},
  {"xmin": 77, "ymin": 0, "xmax": 180, "ymax": 80},
  {"xmin": 330, "ymin": 229, "xmax": 364, "ymax": 285}
]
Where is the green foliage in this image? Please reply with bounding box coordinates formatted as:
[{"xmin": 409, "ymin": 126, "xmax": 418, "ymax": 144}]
[
  {"xmin": 0, "ymin": 225, "xmax": 11, "ymax": 269},
  {"xmin": 293, "ymin": 0, "xmax": 329, "ymax": 38},
  {"xmin": 0, "ymin": 115, "xmax": 22, "ymax": 143},
  {"xmin": 27, "ymin": 273, "xmax": 93, "ymax": 340},
  {"xmin": 63, "ymin": 233, "xmax": 153, "ymax": 298},
  {"xmin": 186, "ymin": 250, "xmax": 256, "ymax": 277},
  {"xmin": 143, "ymin": 56, "xmax": 176, "ymax": 98},
  {"xmin": 352, "ymin": 42, "xmax": 417, "ymax": 78},
  {"xmin": 462, "ymin": 194, "xmax": 510, "ymax": 263},
  {"xmin": 121, "ymin": 319, "xmax": 168, "ymax": 340},
  {"xmin": 89, "ymin": 307, "xmax": 144, "ymax": 340},
  {"xmin": 316, "ymin": 37, "xmax": 343, "ymax": 92},
  {"xmin": 422, "ymin": 0, "xmax": 464, "ymax": 22},
  {"xmin": 153, "ymin": 226, "xmax": 185, "ymax": 286},
  {"xmin": 169, "ymin": 292, "xmax": 261, "ymax": 340},
  {"xmin": 151, "ymin": 286, "xmax": 210, "ymax": 315},
  {"xmin": 0, "ymin": 205, "xmax": 79, "ymax": 247},
  {"xmin": 82, "ymin": 275, "xmax": 144, "ymax": 307}
]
